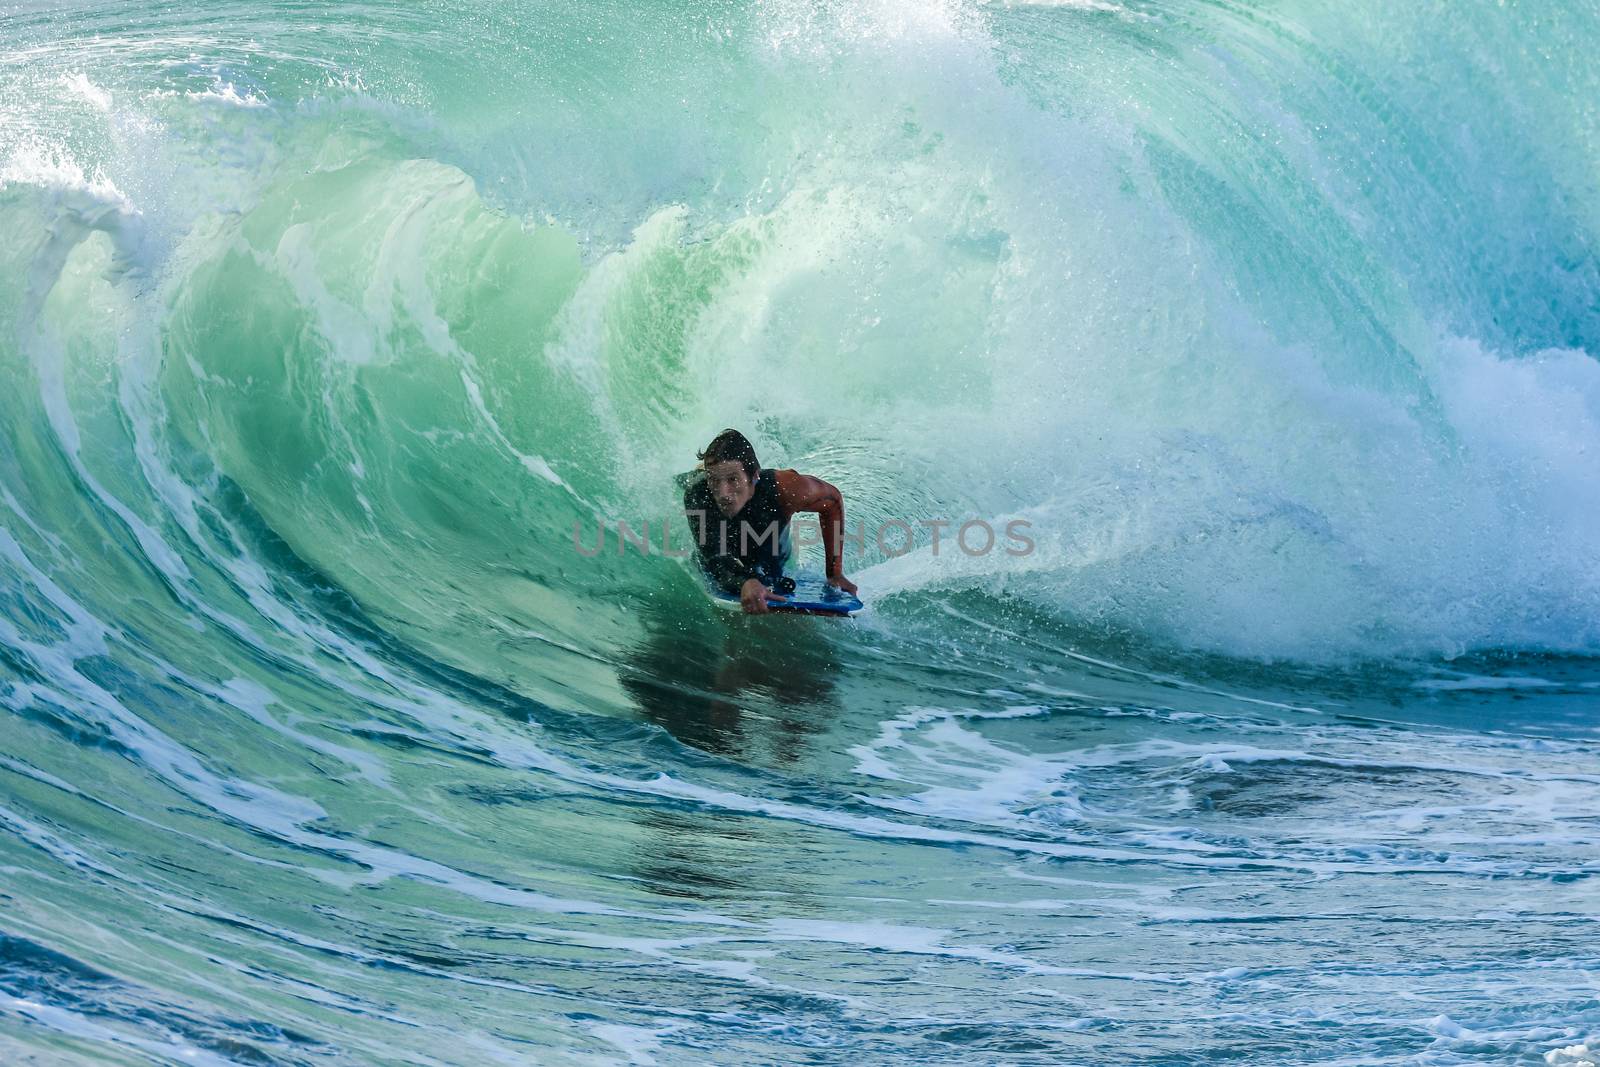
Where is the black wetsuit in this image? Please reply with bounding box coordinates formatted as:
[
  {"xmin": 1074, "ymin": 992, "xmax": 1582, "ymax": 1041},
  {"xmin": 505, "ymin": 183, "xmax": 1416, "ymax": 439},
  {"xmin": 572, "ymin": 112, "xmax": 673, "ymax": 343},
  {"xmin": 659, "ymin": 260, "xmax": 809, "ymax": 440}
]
[{"xmin": 682, "ymin": 468, "xmax": 792, "ymax": 596}]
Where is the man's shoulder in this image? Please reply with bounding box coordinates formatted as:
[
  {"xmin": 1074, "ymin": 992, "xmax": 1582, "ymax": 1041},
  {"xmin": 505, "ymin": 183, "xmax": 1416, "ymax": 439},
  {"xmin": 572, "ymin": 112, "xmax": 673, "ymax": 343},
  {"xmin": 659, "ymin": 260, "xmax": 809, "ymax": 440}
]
[{"xmin": 772, "ymin": 467, "xmax": 825, "ymax": 500}]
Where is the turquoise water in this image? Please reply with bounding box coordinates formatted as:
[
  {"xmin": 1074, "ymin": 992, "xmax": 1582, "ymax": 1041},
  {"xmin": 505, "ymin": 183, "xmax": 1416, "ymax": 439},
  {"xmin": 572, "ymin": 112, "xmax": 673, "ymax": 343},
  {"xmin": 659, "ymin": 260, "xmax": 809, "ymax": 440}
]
[{"xmin": 3, "ymin": 1, "xmax": 1600, "ymax": 1062}]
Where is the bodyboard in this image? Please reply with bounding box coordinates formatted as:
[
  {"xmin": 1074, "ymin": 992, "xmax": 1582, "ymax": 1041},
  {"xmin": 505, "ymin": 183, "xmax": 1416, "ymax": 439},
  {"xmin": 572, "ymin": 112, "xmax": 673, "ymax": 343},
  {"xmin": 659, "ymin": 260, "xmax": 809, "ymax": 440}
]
[{"xmin": 703, "ymin": 568, "xmax": 862, "ymax": 617}]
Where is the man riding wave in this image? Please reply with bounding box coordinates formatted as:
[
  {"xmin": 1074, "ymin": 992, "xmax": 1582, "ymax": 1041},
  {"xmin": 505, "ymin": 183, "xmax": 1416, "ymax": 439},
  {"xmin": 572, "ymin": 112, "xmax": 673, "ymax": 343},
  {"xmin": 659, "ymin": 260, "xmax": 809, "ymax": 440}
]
[{"xmin": 681, "ymin": 428, "xmax": 859, "ymax": 615}]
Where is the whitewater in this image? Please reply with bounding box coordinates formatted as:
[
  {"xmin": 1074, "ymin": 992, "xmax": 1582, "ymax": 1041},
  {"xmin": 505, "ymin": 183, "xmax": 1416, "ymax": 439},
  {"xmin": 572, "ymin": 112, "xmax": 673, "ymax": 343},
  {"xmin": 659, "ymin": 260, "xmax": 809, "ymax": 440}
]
[{"xmin": 2, "ymin": 0, "xmax": 1599, "ymax": 1062}]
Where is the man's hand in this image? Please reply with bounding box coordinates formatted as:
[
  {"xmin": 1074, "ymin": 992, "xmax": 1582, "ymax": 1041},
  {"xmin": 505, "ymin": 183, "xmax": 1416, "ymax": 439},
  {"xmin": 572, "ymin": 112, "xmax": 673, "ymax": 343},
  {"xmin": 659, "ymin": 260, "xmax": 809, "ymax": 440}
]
[
  {"xmin": 827, "ymin": 574, "xmax": 858, "ymax": 596},
  {"xmin": 740, "ymin": 578, "xmax": 787, "ymax": 614}
]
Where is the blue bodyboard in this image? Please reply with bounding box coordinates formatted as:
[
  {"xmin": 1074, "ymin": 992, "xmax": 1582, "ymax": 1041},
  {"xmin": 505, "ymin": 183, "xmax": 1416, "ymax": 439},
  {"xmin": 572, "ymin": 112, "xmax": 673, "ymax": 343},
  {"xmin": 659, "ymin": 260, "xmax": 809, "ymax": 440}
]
[{"xmin": 704, "ymin": 568, "xmax": 863, "ymax": 617}]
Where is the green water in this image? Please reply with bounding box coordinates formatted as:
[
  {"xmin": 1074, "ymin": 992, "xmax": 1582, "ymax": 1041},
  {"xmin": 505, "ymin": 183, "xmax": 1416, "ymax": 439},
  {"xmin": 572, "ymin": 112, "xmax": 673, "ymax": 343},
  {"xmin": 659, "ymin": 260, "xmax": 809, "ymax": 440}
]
[{"xmin": 3, "ymin": 1, "xmax": 1600, "ymax": 1063}]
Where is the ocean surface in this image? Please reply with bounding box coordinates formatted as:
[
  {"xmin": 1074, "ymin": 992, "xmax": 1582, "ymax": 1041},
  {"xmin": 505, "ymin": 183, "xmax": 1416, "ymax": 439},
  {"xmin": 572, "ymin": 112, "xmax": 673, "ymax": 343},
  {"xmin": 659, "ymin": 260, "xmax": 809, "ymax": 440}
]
[{"xmin": 3, "ymin": 1, "xmax": 1600, "ymax": 1063}]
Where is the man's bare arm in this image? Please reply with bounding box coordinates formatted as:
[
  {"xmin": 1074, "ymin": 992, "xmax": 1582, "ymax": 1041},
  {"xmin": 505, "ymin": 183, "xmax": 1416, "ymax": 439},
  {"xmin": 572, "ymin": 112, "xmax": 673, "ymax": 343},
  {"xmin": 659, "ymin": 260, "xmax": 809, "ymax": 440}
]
[{"xmin": 774, "ymin": 469, "xmax": 854, "ymax": 590}]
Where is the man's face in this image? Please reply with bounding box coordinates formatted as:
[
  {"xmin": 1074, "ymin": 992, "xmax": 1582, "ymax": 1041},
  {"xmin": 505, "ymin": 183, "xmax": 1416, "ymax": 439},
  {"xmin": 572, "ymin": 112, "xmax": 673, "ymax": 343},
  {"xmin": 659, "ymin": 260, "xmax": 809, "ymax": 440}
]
[{"xmin": 705, "ymin": 460, "xmax": 755, "ymax": 516}]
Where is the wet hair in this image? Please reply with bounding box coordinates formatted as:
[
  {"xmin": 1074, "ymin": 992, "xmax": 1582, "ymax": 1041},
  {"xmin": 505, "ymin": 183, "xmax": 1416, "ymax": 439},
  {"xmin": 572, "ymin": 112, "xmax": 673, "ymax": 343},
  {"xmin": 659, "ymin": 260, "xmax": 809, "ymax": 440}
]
[{"xmin": 697, "ymin": 428, "xmax": 759, "ymax": 479}]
